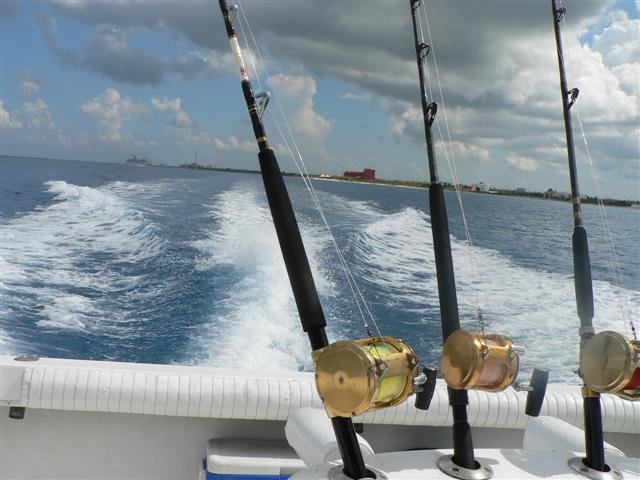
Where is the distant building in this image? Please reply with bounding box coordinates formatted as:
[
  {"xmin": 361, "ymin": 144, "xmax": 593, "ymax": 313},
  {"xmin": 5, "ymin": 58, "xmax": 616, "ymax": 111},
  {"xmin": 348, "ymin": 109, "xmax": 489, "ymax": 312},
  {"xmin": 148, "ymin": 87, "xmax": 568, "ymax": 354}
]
[
  {"xmin": 477, "ymin": 182, "xmax": 487, "ymax": 192},
  {"xmin": 344, "ymin": 168, "xmax": 375, "ymax": 181},
  {"xmin": 515, "ymin": 187, "xmax": 528, "ymax": 194},
  {"xmin": 126, "ymin": 155, "xmax": 151, "ymax": 166},
  {"xmin": 545, "ymin": 188, "xmax": 569, "ymax": 200}
]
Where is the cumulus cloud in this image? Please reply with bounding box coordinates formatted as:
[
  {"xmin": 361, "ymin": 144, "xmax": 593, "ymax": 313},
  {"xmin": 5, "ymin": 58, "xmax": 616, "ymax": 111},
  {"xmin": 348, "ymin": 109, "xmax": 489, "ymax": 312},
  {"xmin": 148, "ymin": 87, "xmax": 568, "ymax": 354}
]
[
  {"xmin": 339, "ymin": 92, "xmax": 370, "ymax": 101},
  {"xmin": 213, "ymin": 136, "xmax": 255, "ymax": 152},
  {"xmin": 151, "ymin": 97, "xmax": 192, "ymax": 128},
  {"xmin": 1, "ymin": 101, "xmax": 23, "ymax": 129},
  {"xmin": 151, "ymin": 96, "xmax": 212, "ymax": 144},
  {"xmin": 50, "ymin": 0, "xmax": 223, "ymax": 49},
  {"xmin": 448, "ymin": 141, "xmax": 494, "ymax": 165},
  {"xmin": 267, "ymin": 74, "xmax": 330, "ymax": 140},
  {"xmin": 592, "ymin": 11, "xmax": 639, "ymax": 66},
  {"xmin": 22, "ymin": 98, "xmax": 72, "ymax": 145},
  {"xmin": 82, "ymin": 88, "xmax": 147, "ymax": 141},
  {"xmin": 37, "ymin": 16, "xmax": 232, "ymax": 86},
  {"xmin": 507, "ymin": 154, "xmax": 540, "ymax": 172},
  {"xmin": 27, "ymin": 1, "xmax": 640, "ymax": 194},
  {"xmin": 20, "ymin": 81, "xmax": 40, "ymax": 95}
]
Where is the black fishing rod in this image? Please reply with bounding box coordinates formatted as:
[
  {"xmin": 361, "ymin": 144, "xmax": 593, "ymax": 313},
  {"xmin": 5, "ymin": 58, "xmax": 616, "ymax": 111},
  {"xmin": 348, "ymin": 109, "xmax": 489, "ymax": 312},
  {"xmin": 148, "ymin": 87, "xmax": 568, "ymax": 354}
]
[
  {"xmin": 409, "ymin": 0, "xmax": 476, "ymax": 470},
  {"xmin": 551, "ymin": 0, "xmax": 606, "ymax": 472},
  {"xmin": 217, "ymin": 2, "xmax": 367, "ymax": 478}
]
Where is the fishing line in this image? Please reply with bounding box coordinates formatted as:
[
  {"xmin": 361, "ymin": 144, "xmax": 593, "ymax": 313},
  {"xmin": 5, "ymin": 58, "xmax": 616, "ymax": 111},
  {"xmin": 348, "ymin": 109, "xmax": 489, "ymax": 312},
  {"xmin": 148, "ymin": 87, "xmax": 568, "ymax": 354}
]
[
  {"xmin": 558, "ymin": 0, "xmax": 636, "ymax": 340},
  {"xmin": 236, "ymin": 1, "xmax": 387, "ymax": 344},
  {"xmin": 418, "ymin": 1, "xmax": 489, "ymax": 339}
]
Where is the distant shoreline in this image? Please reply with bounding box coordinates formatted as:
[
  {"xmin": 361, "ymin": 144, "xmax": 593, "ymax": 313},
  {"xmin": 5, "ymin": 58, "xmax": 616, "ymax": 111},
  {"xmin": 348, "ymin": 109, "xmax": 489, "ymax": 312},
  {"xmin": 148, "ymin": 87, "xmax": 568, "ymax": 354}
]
[
  {"xmin": 177, "ymin": 163, "xmax": 639, "ymax": 208},
  {"xmin": 1, "ymin": 155, "xmax": 637, "ymax": 208}
]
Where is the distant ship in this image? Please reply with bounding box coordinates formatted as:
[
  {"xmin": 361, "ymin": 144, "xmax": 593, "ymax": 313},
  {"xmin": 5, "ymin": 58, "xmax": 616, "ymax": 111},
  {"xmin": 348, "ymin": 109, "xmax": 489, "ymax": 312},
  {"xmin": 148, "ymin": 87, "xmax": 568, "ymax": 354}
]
[{"xmin": 126, "ymin": 155, "xmax": 151, "ymax": 166}]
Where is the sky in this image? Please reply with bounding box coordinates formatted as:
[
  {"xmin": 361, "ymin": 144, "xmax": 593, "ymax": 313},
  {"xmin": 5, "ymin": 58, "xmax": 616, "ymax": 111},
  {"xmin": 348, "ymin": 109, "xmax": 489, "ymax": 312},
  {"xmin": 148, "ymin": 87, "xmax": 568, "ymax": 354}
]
[{"xmin": 1, "ymin": 0, "xmax": 638, "ymax": 199}]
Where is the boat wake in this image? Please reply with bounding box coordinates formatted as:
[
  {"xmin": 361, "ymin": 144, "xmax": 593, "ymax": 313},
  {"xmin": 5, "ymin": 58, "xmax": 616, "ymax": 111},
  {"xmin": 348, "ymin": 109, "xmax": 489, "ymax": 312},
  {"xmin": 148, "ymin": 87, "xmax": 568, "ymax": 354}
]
[
  {"xmin": 189, "ymin": 185, "xmax": 337, "ymax": 371},
  {"xmin": 1, "ymin": 180, "xmax": 167, "ymax": 355},
  {"xmin": 350, "ymin": 205, "xmax": 640, "ymax": 383},
  {"xmin": 1, "ymin": 178, "xmax": 636, "ymax": 382}
]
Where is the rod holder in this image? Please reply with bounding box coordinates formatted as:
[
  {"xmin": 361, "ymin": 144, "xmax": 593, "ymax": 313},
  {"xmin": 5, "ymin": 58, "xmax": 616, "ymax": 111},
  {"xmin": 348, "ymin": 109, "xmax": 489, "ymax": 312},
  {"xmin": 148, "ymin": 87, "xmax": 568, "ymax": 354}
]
[
  {"xmin": 415, "ymin": 366, "xmax": 438, "ymax": 410},
  {"xmin": 524, "ymin": 368, "xmax": 549, "ymax": 417}
]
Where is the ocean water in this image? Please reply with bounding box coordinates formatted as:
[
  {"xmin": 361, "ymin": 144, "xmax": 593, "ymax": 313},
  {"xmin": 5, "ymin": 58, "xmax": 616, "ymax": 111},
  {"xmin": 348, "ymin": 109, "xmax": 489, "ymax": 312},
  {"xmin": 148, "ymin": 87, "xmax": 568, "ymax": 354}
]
[{"xmin": 1, "ymin": 155, "xmax": 638, "ymax": 383}]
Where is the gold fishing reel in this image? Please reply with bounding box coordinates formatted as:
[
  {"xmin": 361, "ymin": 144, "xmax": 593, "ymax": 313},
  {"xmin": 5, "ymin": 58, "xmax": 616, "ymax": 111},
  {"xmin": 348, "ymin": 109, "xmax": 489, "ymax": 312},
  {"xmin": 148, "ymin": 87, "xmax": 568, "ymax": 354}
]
[
  {"xmin": 441, "ymin": 330, "xmax": 520, "ymax": 392},
  {"xmin": 581, "ymin": 330, "xmax": 640, "ymax": 401},
  {"xmin": 312, "ymin": 336, "xmax": 419, "ymax": 418}
]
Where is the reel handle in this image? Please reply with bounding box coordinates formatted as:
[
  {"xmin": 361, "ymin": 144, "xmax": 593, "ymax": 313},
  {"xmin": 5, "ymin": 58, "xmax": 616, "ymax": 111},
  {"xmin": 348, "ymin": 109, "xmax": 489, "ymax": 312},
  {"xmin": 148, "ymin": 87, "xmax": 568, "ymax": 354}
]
[
  {"xmin": 415, "ymin": 366, "xmax": 438, "ymax": 411},
  {"xmin": 525, "ymin": 368, "xmax": 549, "ymax": 417}
]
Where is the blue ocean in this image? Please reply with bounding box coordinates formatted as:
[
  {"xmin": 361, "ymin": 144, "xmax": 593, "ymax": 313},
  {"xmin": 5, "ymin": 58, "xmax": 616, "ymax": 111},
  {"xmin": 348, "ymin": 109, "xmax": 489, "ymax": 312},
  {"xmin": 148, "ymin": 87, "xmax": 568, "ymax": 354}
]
[{"xmin": 1, "ymin": 155, "xmax": 638, "ymax": 383}]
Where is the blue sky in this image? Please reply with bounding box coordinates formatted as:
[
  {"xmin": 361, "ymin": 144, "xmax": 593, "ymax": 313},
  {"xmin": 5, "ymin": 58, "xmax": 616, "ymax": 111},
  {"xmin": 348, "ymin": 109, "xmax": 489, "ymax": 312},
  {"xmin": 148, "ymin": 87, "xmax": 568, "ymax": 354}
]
[{"xmin": 1, "ymin": 0, "xmax": 638, "ymax": 199}]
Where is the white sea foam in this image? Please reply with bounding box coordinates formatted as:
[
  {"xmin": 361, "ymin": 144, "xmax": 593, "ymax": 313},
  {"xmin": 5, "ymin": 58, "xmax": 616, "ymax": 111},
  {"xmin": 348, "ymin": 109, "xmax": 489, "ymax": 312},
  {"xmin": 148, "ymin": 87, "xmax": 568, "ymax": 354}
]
[
  {"xmin": 352, "ymin": 206, "xmax": 640, "ymax": 383},
  {"xmin": 1, "ymin": 180, "xmax": 165, "ymax": 337},
  {"xmin": 191, "ymin": 185, "xmax": 336, "ymax": 371},
  {"xmin": 191, "ymin": 184, "xmax": 640, "ymax": 381}
]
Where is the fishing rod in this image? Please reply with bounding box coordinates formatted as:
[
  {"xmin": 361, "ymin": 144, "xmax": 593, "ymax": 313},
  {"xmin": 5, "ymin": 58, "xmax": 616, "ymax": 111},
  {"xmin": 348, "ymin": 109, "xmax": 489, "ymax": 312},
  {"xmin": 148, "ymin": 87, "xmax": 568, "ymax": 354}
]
[
  {"xmin": 217, "ymin": 2, "xmax": 368, "ymax": 478},
  {"xmin": 408, "ymin": 0, "xmax": 475, "ymax": 472},
  {"xmin": 409, "ymin": 1, "xmax": 547, "ymax": 477},
  {"xmin": 551, "ymin": 1, "xmax": 639, "ymax": 475}
]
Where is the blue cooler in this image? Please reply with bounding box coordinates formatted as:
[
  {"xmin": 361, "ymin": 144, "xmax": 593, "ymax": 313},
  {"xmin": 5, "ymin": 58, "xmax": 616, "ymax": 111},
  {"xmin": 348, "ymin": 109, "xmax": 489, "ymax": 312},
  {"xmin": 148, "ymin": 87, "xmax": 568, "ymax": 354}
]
[{"xmin": 206, "ymin": 438, "xmax": 306, "ymax": 480}]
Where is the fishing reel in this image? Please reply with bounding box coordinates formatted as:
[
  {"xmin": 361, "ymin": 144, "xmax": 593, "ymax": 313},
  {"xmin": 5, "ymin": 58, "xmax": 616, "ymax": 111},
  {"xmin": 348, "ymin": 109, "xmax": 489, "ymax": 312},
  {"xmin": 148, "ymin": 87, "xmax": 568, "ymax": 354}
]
[
  {"xmin": 441, "ymin": 330, "xmax": 548, "ymax": 415},
  {"xmin": 312, "ymin": 337, "xmax": 423, "ymax": 418},
  {"xmin": 581, "ymin": 330, "xmax": 640, "ymax": 401}
]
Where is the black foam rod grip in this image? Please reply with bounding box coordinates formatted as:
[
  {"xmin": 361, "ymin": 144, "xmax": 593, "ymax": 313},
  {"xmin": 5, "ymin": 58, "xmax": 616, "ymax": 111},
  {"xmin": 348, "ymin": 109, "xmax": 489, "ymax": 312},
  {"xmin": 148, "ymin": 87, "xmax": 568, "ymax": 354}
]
[
  {"xmin": 259, "ymin": 148, "xmax": 327, "ymax": 338},
  {"xmin": 572, "ymin": 226, "xmax": 594, "ymax": 326},
  {"xmin": 525, "ymin": 368, "xmax": 549, "ymax": 417}
]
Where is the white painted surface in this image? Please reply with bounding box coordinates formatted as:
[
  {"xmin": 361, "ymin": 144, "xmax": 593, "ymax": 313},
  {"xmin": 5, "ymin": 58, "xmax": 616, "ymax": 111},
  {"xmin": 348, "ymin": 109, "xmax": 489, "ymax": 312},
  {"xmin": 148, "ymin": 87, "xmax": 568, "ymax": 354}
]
[
  {"xmin": 1, "ymin": 406, "xmax": 287, "ymax": 480},
  {"xmin": 0, "ymin": 363, "xmax": 24, "ymax": 402},
  {"xmin": 290, "ymin": 449, "xmax": 640, "ymax": 479},
  {"xmin": 285, "ymin": 407, "xmax": 374, "ymax": 466},
  {"xmin": 523, "ymin": 416, "xmax": 625, "ymax": 457},
  {"xmin": 2, "ymin": 356, "xmax": 639, "ymax": 479},
  {"xmin": 2, "ymin": 356, "xmax": 638, "ymax": 433}
]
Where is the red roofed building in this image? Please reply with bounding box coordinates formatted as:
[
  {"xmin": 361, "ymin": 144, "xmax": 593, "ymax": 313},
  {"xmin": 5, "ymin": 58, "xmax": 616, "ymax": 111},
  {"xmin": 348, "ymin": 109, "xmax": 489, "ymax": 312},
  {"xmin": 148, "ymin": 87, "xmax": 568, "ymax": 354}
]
[{"xmin": 343, "ymin": 168, "xmax": 375, "ymax": 181}]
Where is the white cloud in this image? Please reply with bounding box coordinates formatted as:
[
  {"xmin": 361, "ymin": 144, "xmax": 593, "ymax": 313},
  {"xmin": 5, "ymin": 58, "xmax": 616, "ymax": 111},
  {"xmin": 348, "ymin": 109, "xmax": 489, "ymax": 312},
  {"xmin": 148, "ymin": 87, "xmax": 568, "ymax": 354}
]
[
  {"xmin": 447, "ymin": 140, "xmax": 493, "ymax": 164},
  {"xmin": 20, "ymin": 80, "xmax": 40, "ymax": 95},
  {"xmin": 213, "ymin": 135, "xmax": 255, "ymax": 152},
  {"xmin": 339, "ymin": 92, "xmax": 370, "ymax": 102},
  {"xmin": 15, "ymin": 1, "xmax": 640, "ymax": 196},
  {"xmin": 592, "ymin": 11, "xmax": 639, "ymax": 66},
  {"xmin": 267, "ymin": 74, "xmax": 330, "ymax": 140},
  {"xmin": 21, "ymin": 98, "xmax": 72, "ymax": 145},
  {"xmin": 507, "ymin": 154, "xmax": 539, "ymax": 172},
  {"xmin": 0, "ymin": 101, "xmax": 23, "ymax": 129},
  {"xmin": 151, "ymin": 97, "xmax": 192, "ymax": 128},
  {"xmin": 151, "ymin": 96, "xmax": 212, "ymax": 144},
  {"xmin": 82, "ymin": 88, "xmax": 146, "ymax": 141},
  {"xmin": 390, "ymin": 103, "xmax": 421, "ymax": 139},
  {"xmin": 24, "ymin": 98, "xmax": 54, "ymax": 130}
]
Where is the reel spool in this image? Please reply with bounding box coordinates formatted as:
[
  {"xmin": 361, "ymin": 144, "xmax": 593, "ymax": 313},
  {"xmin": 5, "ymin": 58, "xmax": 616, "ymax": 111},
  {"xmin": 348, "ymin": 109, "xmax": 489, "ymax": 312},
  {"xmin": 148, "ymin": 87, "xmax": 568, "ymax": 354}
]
[
  {"xmin": 312, "ymin": 337, "xmax": 419, "ymax": 418},
  {"xmin": 581, "ymin": 330, "xmax": 640, "ymax": 401},
  {"xmin": 441, "ymin": 330, "xmax": 520, "ymax": 392}
]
